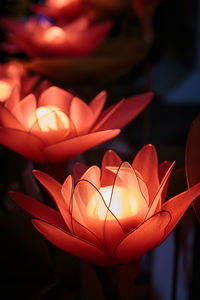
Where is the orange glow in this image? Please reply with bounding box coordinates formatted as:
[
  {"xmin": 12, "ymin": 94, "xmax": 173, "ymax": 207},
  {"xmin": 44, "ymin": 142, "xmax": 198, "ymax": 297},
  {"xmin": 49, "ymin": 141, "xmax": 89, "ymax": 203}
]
[
  {"xmin": 52, "ymin": 0, "xmax": 71, "ymax": 7},
  {"xmin": 88, "ymin": 186, "xmax": 138, "ymax": 220},
  {"xmin": 36, "ymin": 106, "xmax": 70, "ymax": 132},
  {"xmin": 0, "ymin": 81, "xmax": 12, "ymax": 102},
  {"xmin": 44, "ymin": 26, "xmax": 65, "ymax": 43}
]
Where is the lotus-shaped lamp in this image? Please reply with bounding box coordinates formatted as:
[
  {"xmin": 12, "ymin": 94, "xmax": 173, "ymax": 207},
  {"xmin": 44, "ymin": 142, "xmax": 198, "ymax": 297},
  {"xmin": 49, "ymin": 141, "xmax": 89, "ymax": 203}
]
[
  {"xmin": 1, "ymin": 16, "xmax": 112, "ymax": 58},
  {"xmin": 0, "ymin": 86, "xmax": 153, "ymax": 163},
  {"xmin": 10, "ymin": 145, "xmax": 200, "ymax": 266},
  {"xmin": 0, "ymin": 60, "xmax": 38, "ymax": 103}
]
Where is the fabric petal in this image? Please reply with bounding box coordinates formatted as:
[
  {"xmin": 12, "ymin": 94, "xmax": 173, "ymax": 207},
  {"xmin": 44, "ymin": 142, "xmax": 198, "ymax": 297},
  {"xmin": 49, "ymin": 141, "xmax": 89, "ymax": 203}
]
[
  {"xmin": 44, "ymin": 129, "xmax": 120, "ymax": 163},
  {"xmin": 9, "ymin": 191, "xmax": 66, "ymax": 230},
  {"xmin": 0, "ymin": 127, "xmax": 45, "ymax": 162},
  {"xmin": 70, "ymin": 97, "xmax": 94, "ymax": 135},
  {"xmin": 80, "ymin": 166, "xmax": 101, "ymax": 190},
  {"xmin": 0, "ymin": 105, "xmax": 24, "ymax": 130},
  {"xmin": 71, "ymin": 178, "xmax": 124, "ymax": 256},
  {"xmin": 70, "ymin": 217, "xmax": 103, "ymax": 248},
  {"xmin": 146, "ymin": 162, "xmax": 175, "ymax": 219},
  {"xmin": 71, "ymin": 179, "xmax": 108, "ymax": 242},
  {"xmin": 115, "ymin": 211, "xmax": 171, "ymax": 263},
  {"xmin": 73, "ymin": 162, "xmax": 88, "ymax": 182},
  {"xmin": 32, "ymin": 219, "xmax": 110, "ymax": 266},
  {"xmin": 158, "ymin": 161, "xmax": 171, "ymax": 203},
  {"xmin": 161, "ymin": 183, "xmax": 200, "ymax": 236},
  {"xmin": 89, "ymin": 91, "xmax": 107, "ymax": 124},
  {"xmin": 5, "ymin": 84, "xmax": 20, "ymax": 110},
  {"xmin": 132, "ymin": 144, "xmax": 159, "ymax": 204},
  {"xmin": 91, "ymin": 100, "xmax": 123, "ymax": 132},
  {"xmin": 33, "ymin": 170, "xmax": 72, "ymax": 231},
  {"xmin": 93, "ymin": 92, "xmax": 153, "ymax": 131},
  {"xmin": 11, "ymin": 94, "xmax": 37, "ymax": 130},
  {"xmin": 38, "ymin": 86, "xmax": 73, "ymax": 115},
  {"xmin": 108, "ymin": 162, "xmax": 149, "ymax": 233},
  {"xmin": 101, "ymin": 150, "xmax": 122, "ymax": 187}
]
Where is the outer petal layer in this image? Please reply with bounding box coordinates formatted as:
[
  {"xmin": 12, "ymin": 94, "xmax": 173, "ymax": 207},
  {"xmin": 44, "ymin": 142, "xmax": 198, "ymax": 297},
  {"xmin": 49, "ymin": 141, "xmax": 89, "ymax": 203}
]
[
  {"xmin": 33, "ymin": 170, "xmax": 72, "ymax": 231},
  {"xmin": 161, "ymin": 183, "xmax": 200, "ymax": 235},
  {"xmin": 9, "ymin": 191, "xmax": 66, "ymax": 230},
  {"xmin": 115, "ymin": 211, "xmax": 171, "ymax": 263},
  {"xmin": 94, "ymin": 92, "xmax": 153, "ymax": 131},
  {"xmin": 32, "ymin": 219, "xmax": 111, "ymax": 266},
  {"xmin": 0, "ymin": 127, "xmax": 45, "ymax": 162},
  {"xmin": 44, "ymin": 129, "xmax": 120, "ymax": 163},
  {"xmin": 132, "ymin": 144, "xmax": 159, "ymax": 204}
]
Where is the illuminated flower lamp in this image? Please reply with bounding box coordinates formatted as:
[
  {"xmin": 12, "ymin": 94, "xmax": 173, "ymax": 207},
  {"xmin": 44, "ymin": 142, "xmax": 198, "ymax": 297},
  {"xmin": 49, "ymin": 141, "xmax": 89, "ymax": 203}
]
[
  {"xmin": 1, "ymin": 16, "xmax": 112, "ymax": 58},
  {"xmin": 10, "ymin": 144, "xmax": 200, "ymax": 267},
  {"xmin": 32, "ymin": 0, "xmax": 83, "ymax": 22},
  {"xmin": 0, "ymin": 86, "xmax": 153, "ymax": 163},
  {"xmin": 0, "ymin": 60, "xmax": 38, "ymax": 104}
]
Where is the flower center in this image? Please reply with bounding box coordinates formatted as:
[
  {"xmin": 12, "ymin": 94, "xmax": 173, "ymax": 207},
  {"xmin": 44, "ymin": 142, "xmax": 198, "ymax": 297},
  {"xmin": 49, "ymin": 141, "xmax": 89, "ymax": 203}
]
[
  {"xmin": 53, "ymin": 0, "xmax": 71, "ymax": 7},
  {"xmin": 36, "ymin": 105, "xmax": 70, "ymax": 132},
  {"xmin": 44, "ymin": 26, "xmax": 65, "ymax": 42},
  {"xmin": 0, "ymin": 81, "xmax": 12, "ymax": 102},
  {"xmin": 88, "ymin": 186, "xmax": 138, "ymax": 220}
]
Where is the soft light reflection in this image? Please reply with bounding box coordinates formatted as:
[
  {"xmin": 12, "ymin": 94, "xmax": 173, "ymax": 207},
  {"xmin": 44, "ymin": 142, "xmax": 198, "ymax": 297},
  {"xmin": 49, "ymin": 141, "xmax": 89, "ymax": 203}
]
[
  {"xmin": 88, "ymin": 186, "xmax": 138, "ymax": 220},
  {"xmin": 53, "ymin": 0, "xmax": 71, "ymax": 7},
  {"xmin": 44, "ymin": 26, "xmax": 65, "ymax": 42},
  {"xmin": 0, "ymin": 81, "xmax": 12, "ymax": 102},
  {"xmin": 36, "ymin": 106, "xmax": 70, "ymax": 132}
]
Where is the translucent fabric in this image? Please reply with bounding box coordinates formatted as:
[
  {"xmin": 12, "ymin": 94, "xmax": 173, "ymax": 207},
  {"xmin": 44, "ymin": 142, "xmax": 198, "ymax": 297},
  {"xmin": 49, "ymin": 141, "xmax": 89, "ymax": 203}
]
[
  {"xmin": 10, "ymin": 145, "xmax": 200, "ymax": 266},
  {"xmin": 0, "ymin": 86, "xmax": 153, "ymax": 163}
]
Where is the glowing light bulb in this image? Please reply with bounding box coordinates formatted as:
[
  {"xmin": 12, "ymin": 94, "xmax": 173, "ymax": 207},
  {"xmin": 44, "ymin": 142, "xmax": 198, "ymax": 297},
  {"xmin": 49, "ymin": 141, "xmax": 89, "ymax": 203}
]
[
  {"xmin": 44, "ymin": 26, "xmax": 65, "ymax": 43},
  {"xmin": 36, "ymin": 105, "xmax": 70, "ymax": 132},
  {"xmin": 88, "ymin": 186, "xmax": 138, "ymax": 220},
  {"xmin": 0, "ymin": 81, "xmax": 12, "ymax": 102}
]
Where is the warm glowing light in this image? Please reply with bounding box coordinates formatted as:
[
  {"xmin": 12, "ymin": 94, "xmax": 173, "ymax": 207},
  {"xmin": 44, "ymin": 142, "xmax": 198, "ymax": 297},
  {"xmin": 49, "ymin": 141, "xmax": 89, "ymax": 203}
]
[
  {"xmin": 36, "ymin": 106, "xmax": 70, "ymax": 132},
  {"xmin": 44, "ymin": 26, "xmax": 65, "ymax": 42},
  {"xmin": 0, "ymin": 81, "xmax": 12, "ymax": 102},
  {"xmin": 52, "ymin": 0, "xmax": 70, "ymax": 7},
  {"xmin": 88, "ymin": 186, "xmax": 138, "ymax": 220}
]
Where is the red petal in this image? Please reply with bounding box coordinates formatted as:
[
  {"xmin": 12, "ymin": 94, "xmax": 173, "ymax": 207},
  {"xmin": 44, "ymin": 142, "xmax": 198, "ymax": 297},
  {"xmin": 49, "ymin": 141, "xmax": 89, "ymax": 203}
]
[
  {"xmin": 5, "ymin": 84, "xmax": 20, "ymax": 110},
  {"xmin": 109, "ymin": 162, "xmax": 149, "ymax": 233},
  {"xmin": 44, "ymin": 129, "xmax": 120, "ymax": 163},
  {"xmin": 161, "ymin": 183, "xmax": 200, "ymax": 235},
  {"xmin": 9, "ymin": 191, "xmax": 66, "ymax": 230},
  {"xmin": 33, "ymin": 170, "xmax": 72, "ymax": 231},
  {"xmin": 94, "ymin": 92, "xmax": 153, "ymax": 131},
  {"xmin": 158, "ymin": 161, "xmax": 171, "ymax": 203},
  {"xmin": 73, "ymin": 162, "xmax": 88, "ymax": 182},
  {"xmin": 38, "ymin": 86, "xmax": 73, "ymax": 115},
  {"xmin": 115, "ymin": 211, "xmax": 171, "ymax": 263},
  {"xmin": 0, "ymin": 105, "xmax": 24, "ymax": 130},
  {"xmin": 32, "ymin": 219, "xmax": 110, "ymax": 266},
  {"xmin": 89, "ymin": 91, "xmax": 107, "ymax": 124},
  {"xmin": 146, "ymin": 162, "xmax": 175, "ymax": 218},
  {"xmin": 70, "ymin": 97, "xmax": 94, "ymax": 135},
  {"xmin": 101, "ymin": 150, "xmax": 122, "ymax": 187},
  {"xmin": 0, "ymin": 127, "xmax": 45, "ymax": 162},
  {"xmin": 71, "ymin": 179, "xmax": 108, "ymax": 242},
  {"xmin": 71, "ymin": 218, "xmax": 103, "ymax": 248},
  {"xmin": 11, "ymin": 94, "xmax": 37, "ymax": 130},
  {"xmin": 132, "ymin": 144, "xmax": 159, "ymax": 204},
  {"xmin": 80, "ymin": 166, "xmax": 101, "ymax": 190}
]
